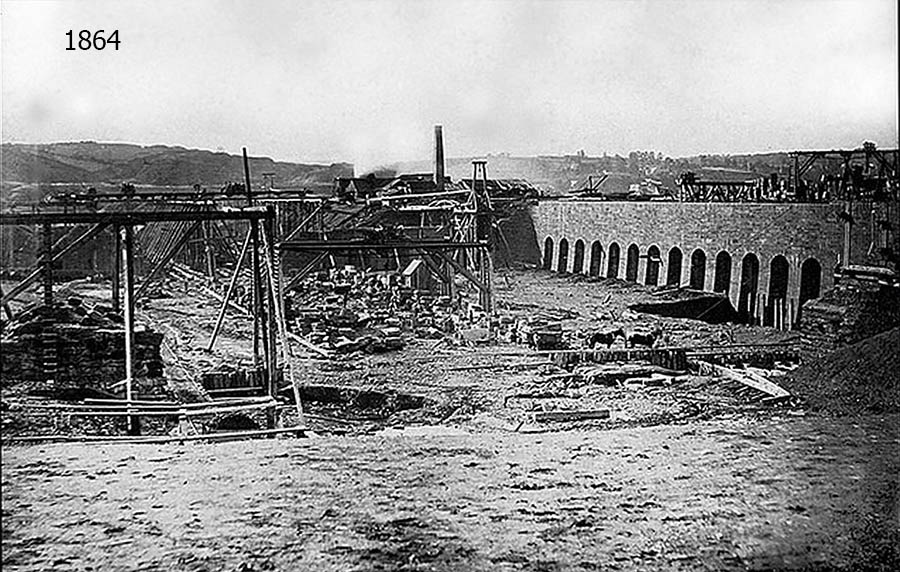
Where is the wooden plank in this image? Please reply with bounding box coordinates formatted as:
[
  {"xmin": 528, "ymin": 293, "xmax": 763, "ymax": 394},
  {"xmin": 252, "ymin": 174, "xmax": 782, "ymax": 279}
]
[
  {"xmin": 701, "ymin": 361, "xmax": 791, "ymax": 399},
  {"xmin": 286, "ymin": 331, "xmax": 332, "ymax": 358},
  {"xmin": 533, "ymin": 409, "xmax": 611, "ymax": 423}
]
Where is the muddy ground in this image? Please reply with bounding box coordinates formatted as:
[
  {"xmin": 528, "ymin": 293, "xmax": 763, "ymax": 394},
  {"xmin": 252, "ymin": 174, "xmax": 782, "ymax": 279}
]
[{"xmin": 2, "ymin": 269, "xmax": 898, "ymax": 570}]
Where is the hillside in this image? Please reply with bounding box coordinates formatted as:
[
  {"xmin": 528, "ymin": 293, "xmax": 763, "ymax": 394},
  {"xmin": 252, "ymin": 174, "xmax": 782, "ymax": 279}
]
[{"xmin": 0, "ymin": 142, "xmax": 353, "ymax": 189}]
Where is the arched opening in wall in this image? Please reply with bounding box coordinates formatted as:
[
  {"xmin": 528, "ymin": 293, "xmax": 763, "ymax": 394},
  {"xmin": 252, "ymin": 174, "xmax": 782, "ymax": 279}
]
[
  {"xmin": 713, "ymin": 251, "xmax": 732, "ymax": 295},
  {"xmin": 666, "ymin": 247, "xmax": 683, "ymax": 286},
  {"xmin": 738, "ymin": 253, "xmax": 760, "ymax": 322},
  {"xmin": 573, "ymin": 240, "xmax": 585, "ymax": 274},
  {"xmin": 645, "ymin": 245, "xmax": 661, "ymax": 286},
  {"xmin": 625, "ymin": 244, "xmax": 640, "ymax": 282},
  {"xmin": 589, "ymin": 241, "xmax": 603, "ymax": 277},
  {"xmin": 689, "ymin": 249, "xmax": 707, "ymax": 290},
  {"xmin": 607, "ymin": 242, "xmax": 621, "ymax": 279},
  {"xmin": 557, "ymin": 238, "xmax": 569, "ymax": 273},
  {"xmin": 798, "ymin": 258, "xmax": 822, "ymax": 325},
  {"xmin": 766, "ymin": 255, "xmax": 789, "ymax": 326},
  {"xmin": 799, "ymin": 258, "xmax": 822, "ymax": 304},
  {"xmin": 542, "ymin": 237, "xmax": 554, "ymax": 270}
]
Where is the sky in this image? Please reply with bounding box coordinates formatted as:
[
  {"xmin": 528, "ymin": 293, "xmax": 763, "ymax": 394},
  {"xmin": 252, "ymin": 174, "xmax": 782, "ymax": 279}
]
[{"xmin": 1, "ymin": 0, "xmax": 897, "ymax": 171}]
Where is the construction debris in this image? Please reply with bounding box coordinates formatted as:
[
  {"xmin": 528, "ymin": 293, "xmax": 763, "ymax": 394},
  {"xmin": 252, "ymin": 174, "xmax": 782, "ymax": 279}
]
[{"xmin": 284, "ymin": 265, "xmax": 492, "ymax": 354}]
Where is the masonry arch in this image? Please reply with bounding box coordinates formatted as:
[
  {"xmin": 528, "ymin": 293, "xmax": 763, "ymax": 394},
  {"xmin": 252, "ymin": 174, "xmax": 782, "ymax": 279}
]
[
  {"xmin": 589, "ymin": 241, "xmax": 603, "ymax": 277},
  {"xmin": 607, "ymin": 242, "xmax": 621, "ymax": 279},
  {"xmin": 767, "ymin": 255, "xmax": 790, "ymax": 326},
  {"xmin": 769, "ymin": 255, "xmax": 789, "ymax": 299},
  {"xmin": 573, "ymin": 239, "xmax": 586, "ymax": 274},
  {"xmin": 738, "ymin": 253, "xmax": 760, "ymax": 322},
  {"xmin": 645, "ymin": 245, "xmax": 661, "ymax": 286},
  {"xmin": 557, "ymin": 238, "xmax": 569, "ymax": 273},
  {"xmin": 542, "ymin": 237, "xmax": 554, "ymax": 270},
  {"xmin": 689, "ymin": 249, "xmax": 707, "ymax": 290},
  {"xmin": 625, "ymin": 244, "xmax": 640, "ymax": 282},
  {"xmin": 713, "ymin": 251, "xmax": 732, "ymax": 295},
  {"xmin": 666, "ymin": 247, "xmax": 683, "ymax": 286},
  {"xmin": 799, "ymin": 258, "xmax": 822, "ymax": 305}
]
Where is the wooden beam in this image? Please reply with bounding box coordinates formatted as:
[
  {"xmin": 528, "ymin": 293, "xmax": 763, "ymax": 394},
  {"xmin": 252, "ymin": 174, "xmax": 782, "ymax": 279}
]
[
  {"xmin": 1, "ymin": 222, "xmax": 109, "ymax": 306},
  {"xmin": 700, "ymin": 361, "xmax": 791, "ymax": 399},
  {"xmin": 206, "ymin": 227, "xmax": 253, "ymax": 351},
  {"xmin": 133, "ymin": 220, "xmax": 203, "ymax": 302},
  {"xmin": 533, "ymin": 409, "xmax": 610, "ymax": 423},
  {"xmin": 284, "ymin": 252, "xmax": 328, "ymax": 290},
  {"xmin": 0, "ymin": 209, "xmax": 271, "ymax": 226},
  {"xmin": 121, "ymin": 225, "xmax": 139, "ymax": 436},
  {"xmin": 432, "ymin": 249, "xmax": 489, "ymax": 293},
  {"xmin": 260, "ymin": 220, "xmax": 307, "ymax": 425}
]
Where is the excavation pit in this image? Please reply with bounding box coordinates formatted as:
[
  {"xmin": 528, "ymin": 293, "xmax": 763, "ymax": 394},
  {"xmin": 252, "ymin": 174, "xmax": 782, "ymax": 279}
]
[{"xmin": 283, "ymin": 384, "xmax": 430, "ymax": 420}]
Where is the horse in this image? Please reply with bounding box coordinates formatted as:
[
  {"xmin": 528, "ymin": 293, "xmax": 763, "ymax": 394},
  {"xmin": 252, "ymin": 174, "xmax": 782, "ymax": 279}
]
[
  {"xmin": 587, "ymin": 327, "xmax": 625, "ymax": 349},
  {"xmin": 625, "ymin": 326, "xmax": 663, "ymax": 348}
]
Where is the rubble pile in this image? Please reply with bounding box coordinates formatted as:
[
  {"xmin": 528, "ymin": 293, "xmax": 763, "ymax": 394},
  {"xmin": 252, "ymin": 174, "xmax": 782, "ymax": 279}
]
[
  {"xmin": 0, "ymin": 297, "xmax": 163, "ymax": 389},
  {"xmin": 286, "ymin": 266, "xmax": 491, "ymax": 353},
  {"xmin": 786, "ymin": 326, "xmax": 900, "ymax": 415},
  {"xmin": 799, "ymin": 279, "xmax": 900, "ymax": 357}
]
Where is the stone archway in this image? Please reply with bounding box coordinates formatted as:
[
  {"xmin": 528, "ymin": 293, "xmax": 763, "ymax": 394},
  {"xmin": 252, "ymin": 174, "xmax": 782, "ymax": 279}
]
[
  {"xmin": 573, "ymin": 239, "xmax": 586, "ymax": 274},
  {"xmin": 543, "ymin": 237, "xmax": 554, "ymax": 270},
  {"xmin": 607, "ymin": 242, "xmax": 621, "ymax": 278},
  {"xmin": 689, "ymin": 249, "xmax": 707, "ymax": 290},
  {"xmin": 766, "ymin": 255, "xmax": 789, "ymax": 326},
  {"xmin": 799, "ymin": 258, "xmax": 822, "ymax": 304},
  {"xmin": 645, "ymin": 245, "xmax": 661, "ymax": 286},
  {"xmin": 739, "ymin": 253, "xmax": 760, "ymax": 322},
  {"xmin": 589, "ymin": 241, "xmax": 603, "ymax": 277},
  {"xmin": 557, "ymin": 238, "xmax": 569, "ymax": 273},
  {"xmin": 714, "ymin": 251, "xmax": 732, "ymax": 295},
  {"xmin": 625, "ymin": 244, "xmax": 640, "ymax": 282},
  {"xmin": 667, "ymin": 247, "xmax": 683, "ymax": 286}
]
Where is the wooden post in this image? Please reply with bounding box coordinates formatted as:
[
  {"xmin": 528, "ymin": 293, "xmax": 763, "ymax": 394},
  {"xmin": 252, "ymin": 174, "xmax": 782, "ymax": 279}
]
[
  {"xmin": 243, "ymin": 148, "xmax": 263, "ymax": 375},
  {"xmin": 259, "ymin": 216, "xmax": 306, "ymax": 426},
  {"xmin": 263, "ymin": 210, "xmax": 278, "ymax": 428},
  {"xmin": 41, "ymin": 223, "xmax": 53, "ymax": 306},
  {"xmin": 201, "ymin": 220, "xmax": 217, "ymax": 283},
  {"xmin": 841, "ymin": 200, "xmax": 852, "ymax": 269},
  {"xmin": 112, "ymin": 224, "xmax": 121, "ymax": 312},
  {"xmin": 121, "ymin": 225, "xmax": 139, "ymax": 436}
]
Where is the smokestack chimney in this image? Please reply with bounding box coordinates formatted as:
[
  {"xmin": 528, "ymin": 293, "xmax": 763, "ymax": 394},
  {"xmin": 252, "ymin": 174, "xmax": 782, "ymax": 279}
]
[{"xmin": 434, "ymin": 125, "xmax": 445, "ymax": 192}]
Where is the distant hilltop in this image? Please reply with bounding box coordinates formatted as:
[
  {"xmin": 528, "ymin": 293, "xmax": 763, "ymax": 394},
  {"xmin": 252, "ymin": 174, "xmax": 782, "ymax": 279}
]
[{"xmin": 0, "ymin": 141, "xmax": 353, "ymax": 188}]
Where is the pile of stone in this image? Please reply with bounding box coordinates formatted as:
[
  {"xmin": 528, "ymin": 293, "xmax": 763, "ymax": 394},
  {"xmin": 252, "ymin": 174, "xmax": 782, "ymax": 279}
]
[
  {"xmin": 798, "ymin": 278, "xmax": 900, "ymax": 357},
  {"xmin": 0, "ymin": 298, "xmax": 163, "ymax": 389},
  {"xmin": 286, "ymin": 266, "xmax": 481, "ymax": 354}
]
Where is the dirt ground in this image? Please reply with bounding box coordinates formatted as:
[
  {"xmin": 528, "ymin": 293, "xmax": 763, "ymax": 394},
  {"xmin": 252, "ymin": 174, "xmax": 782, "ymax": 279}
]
[
  {"xmin": 2, "ymin": 269, "xmax": 898, "ymax": 570},
  {"xmin": 3, "ymin": 415, "xmax": 899, "ymax": 572}
]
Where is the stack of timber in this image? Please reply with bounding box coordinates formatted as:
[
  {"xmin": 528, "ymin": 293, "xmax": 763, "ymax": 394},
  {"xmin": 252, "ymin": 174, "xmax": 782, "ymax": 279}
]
[{"xmin": 0, "ymin": 298, "xmax": 163, "ymax": 391}]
